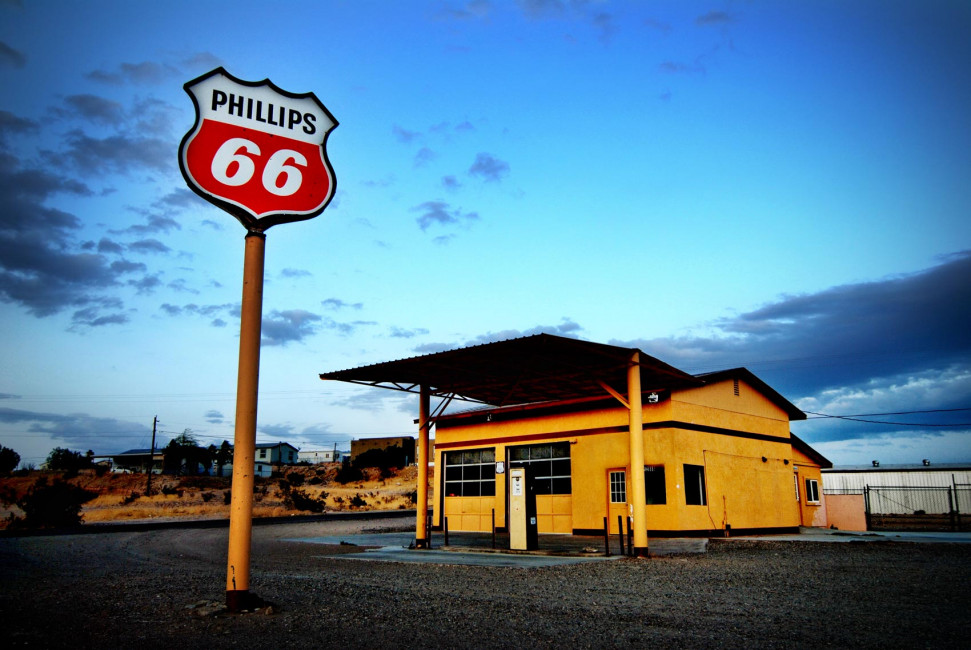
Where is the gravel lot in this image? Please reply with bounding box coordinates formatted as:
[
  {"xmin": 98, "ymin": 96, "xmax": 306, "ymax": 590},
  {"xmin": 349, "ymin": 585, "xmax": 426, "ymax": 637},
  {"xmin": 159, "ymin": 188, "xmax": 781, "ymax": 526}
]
[{"xmin": 1, "ymin": 517, "xmax": 968, "ymax": 649}]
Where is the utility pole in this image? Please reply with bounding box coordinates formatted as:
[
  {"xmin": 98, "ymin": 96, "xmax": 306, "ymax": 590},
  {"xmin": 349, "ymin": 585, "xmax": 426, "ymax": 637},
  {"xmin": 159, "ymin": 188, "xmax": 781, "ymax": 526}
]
[{"xmin": 146, "ymin": 416, "xmax": 157, "ymax": 495}]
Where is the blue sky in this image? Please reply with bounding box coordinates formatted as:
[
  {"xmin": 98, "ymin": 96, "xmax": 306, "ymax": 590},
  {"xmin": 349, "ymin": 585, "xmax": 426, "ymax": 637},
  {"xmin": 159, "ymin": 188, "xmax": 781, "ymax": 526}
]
[{"xmin": 1, "ymin": 0, "xmax": 969, "ymax": 468}]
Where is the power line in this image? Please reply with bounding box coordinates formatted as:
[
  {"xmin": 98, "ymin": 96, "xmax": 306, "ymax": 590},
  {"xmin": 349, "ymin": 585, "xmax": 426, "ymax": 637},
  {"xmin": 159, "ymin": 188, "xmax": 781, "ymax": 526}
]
[{"xmin": 804, "ymin": 407, "xmax": 971, "ymax": 427}]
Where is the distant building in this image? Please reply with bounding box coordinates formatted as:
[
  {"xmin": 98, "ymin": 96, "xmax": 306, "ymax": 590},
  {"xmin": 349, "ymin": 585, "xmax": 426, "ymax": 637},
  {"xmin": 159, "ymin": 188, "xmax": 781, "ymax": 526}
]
[
  {"xmin": 216, "ymin": 441, "xmax": 300, "ymax": 478},
  {"xmin": 298, "ymin": 448, "xmax": 346, "ymax": 464},
  {"xmin": 351, "ymin": 436, "xmax": 417, "ymax": 464},
  {"xmin": 98, "ymin": 449, "xmax": 164, "ymax": 474}
]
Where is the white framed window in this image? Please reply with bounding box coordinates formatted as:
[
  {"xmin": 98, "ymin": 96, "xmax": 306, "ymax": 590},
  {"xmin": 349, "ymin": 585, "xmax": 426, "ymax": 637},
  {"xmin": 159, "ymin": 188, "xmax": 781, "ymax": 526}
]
[
  {"xmin": 609, "ymin": 471, "xmax": 626, "ymax": 503},
  {"xmin": 805, "ymin": 478, "xmax": 820, "ymax": 504},
  {"xmin": 444, "ymin": 448, "xmax": 496, "ymax": 497},
  {"xmin": 509, "ymin": 442, "xmax": 572, "ymax": 495}
]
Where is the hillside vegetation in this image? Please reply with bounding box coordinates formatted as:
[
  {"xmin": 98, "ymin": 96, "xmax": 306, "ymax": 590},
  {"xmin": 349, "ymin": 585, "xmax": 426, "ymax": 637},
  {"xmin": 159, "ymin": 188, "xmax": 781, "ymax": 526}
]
[{"xmin": 0, "ymin": 463, "xmax": 431, "ymax": 529}]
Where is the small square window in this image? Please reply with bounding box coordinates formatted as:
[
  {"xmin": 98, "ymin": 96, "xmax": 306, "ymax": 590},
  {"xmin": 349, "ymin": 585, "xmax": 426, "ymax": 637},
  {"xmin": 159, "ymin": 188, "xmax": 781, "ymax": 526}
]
[{"xmin": 805, "ymin": 478, "xmax": 820, "ymax": 504}]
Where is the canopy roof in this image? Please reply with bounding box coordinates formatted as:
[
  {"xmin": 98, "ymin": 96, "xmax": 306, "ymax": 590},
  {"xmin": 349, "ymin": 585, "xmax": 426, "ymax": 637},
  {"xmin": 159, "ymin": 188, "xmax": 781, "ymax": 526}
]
[{"xmin": 319, "ymin": 333, "xmax": 702, "ymax": 407}]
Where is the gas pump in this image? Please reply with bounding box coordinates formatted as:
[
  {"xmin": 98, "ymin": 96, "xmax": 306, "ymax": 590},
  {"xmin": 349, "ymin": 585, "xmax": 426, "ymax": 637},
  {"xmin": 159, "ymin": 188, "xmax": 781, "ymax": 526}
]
[{"xmin": 508, "ymin": 466, "xmax": 538, "ymax": 550}]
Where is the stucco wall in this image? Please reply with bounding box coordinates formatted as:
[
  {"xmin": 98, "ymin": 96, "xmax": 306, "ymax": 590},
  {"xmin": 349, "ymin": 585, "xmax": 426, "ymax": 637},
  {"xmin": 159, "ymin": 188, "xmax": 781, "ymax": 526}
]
[{"xmin": 825, "ymin": 494, "xmax": 867, "ymax": 531}]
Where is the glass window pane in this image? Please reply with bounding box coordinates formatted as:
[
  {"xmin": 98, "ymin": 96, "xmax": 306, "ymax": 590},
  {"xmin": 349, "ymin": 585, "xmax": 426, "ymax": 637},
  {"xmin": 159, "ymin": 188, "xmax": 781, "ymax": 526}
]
[
  {"xmin": 463, "ymin": 465, "xmax": 480, "ymax": 481},
  {"xmin": 445, "ymin": 482, "xmax": 461, "ymax": 497},
  {"xmin": 550, "ymin": 458, "xmax": 571, "ymax": 477},
  {"xmin": 445, "ymin": 466, "xmax": 462, "ymax": 481},
  {"xmin": 445, "ymin": 453, "xmax": 460, "ymax": 466},
  {"xmin": 532, "ymin": 445, "xmax": 551, "ymax": 460},
  {"xmin": 551, "ymin": 442, "xmax": 569, "ymax": 458},
  {"xmin": 551, "ymin": 476, "xmax": 572, "ymax": 495},
  {"xmin": 463, "ymin": 450, "xmax": 481, "ymax": 464},
  {"xmin": 510, "ymin": 447, "xmax": 529, "ymax": 461},
  {"xmin": 481, "ymin": 448, "xmax": 495, "ymax": 463},
  {"xmin": 463, "ymin": 481, "xmax": 481, "ymax": 497},
  {"xmin": 480, "ymin": 480, "xmax": 496, "ymax": 496}
]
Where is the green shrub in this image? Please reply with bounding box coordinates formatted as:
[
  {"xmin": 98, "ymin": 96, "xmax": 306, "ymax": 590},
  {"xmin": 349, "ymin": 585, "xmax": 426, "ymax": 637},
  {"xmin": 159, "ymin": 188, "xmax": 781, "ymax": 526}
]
[{"xmin": 11, "ymin": 477, "xmax": 97, "ymax": 529}]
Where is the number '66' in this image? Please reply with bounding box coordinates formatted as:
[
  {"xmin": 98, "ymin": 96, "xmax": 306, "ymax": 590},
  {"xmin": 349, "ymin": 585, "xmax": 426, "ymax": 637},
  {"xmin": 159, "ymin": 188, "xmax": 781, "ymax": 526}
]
[{"xmin": 211, "ymin": 137, "xmax": 306, "ymax": 197}]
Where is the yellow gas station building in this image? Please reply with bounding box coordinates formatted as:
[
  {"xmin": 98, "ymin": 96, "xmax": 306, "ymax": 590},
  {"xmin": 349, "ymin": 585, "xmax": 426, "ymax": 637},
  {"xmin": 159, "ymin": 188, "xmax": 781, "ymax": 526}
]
[{"xmin": 321, "ymin": 334, "xmax": 830, "ymax": 554}]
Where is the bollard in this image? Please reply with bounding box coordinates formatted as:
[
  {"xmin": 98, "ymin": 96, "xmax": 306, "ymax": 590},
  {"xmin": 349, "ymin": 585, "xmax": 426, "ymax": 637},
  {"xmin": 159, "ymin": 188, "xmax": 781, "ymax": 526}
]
[
  {"xmin": 603, "ymin": 516, "xmax": 611, "ymax": 556},
  {"xmin": 617, "ymin": 515, "xmax": 625, "ymax": 556},
  {"xmin": 492, "ymin": 509, "xmax": 496, "ymax": 549},
  {"xmin": 626, "ymin": 516, "xmax": 633, "ymax": 557},
  {"xmin": 444, "ymin": 516, "xmax": 449, "ymax": 546}
]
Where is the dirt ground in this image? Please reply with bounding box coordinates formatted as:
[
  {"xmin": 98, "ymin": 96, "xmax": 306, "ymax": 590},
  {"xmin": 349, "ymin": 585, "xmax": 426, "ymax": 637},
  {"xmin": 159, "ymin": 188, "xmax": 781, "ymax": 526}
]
[
  {"xmin": 1, "ymin": 515, "xmax": 968, "ymax": 649},
  {"xmin": 0, "ymin": 465, "xmax": 429, "ymax": 527}
]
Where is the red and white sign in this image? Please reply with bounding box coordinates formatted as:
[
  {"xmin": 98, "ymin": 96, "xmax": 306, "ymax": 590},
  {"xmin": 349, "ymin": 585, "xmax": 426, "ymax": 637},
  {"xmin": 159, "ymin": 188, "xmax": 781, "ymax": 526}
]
[{"xmin": 178, "ymin": 68, "xmax": 338, "ymax": 231}]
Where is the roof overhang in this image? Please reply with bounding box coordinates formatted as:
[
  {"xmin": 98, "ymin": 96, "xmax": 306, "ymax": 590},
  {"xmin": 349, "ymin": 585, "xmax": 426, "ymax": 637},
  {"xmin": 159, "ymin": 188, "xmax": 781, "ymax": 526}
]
[{"xmin": 319, "ymin": 333, "xmax": 702, "ymax": 407}]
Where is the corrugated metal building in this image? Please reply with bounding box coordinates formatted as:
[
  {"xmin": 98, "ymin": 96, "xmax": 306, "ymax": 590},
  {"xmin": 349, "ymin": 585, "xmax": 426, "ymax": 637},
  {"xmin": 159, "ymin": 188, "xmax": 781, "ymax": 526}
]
[{"xmin": 822, "ymin": 463, "xmax": 971, "ymax": 515}]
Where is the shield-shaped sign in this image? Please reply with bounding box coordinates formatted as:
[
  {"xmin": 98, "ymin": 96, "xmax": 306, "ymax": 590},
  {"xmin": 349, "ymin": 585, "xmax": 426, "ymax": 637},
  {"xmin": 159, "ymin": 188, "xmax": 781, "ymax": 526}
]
[{"xmin": 178, "ymin": 67, "xmax": 338, "ymax": 232}]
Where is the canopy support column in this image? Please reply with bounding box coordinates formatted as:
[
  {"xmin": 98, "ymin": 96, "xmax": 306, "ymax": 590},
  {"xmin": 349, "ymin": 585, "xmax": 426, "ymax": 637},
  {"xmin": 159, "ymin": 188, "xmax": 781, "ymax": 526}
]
[
  {"xmin": 415, "ymin": 384, "xmax": 430, "ymax": 549},
  {"xmin": 627, "ymin": 352, "xmax": 650, "ymax": 557}
]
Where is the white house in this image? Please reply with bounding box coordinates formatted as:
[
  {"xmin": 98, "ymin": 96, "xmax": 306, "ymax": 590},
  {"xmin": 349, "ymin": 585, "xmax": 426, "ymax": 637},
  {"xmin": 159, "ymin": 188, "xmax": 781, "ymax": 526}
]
[{"xmin": 298, "ymin": 448, "xmax": 345, "ymax": 464}]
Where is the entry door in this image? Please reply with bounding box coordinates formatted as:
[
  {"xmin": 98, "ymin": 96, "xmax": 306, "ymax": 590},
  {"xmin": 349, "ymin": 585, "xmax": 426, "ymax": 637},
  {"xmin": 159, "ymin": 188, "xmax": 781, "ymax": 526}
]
[{"xmin": 607, "ymin": 469, "xmax": 628, "ymax": 535}]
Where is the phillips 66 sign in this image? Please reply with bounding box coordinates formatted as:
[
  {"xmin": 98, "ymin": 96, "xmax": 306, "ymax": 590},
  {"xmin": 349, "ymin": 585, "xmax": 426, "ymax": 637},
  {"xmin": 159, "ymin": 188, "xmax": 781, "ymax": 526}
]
[{"xmin": 178, "ymin": 67, "xmax": 338, "ymax": 231}]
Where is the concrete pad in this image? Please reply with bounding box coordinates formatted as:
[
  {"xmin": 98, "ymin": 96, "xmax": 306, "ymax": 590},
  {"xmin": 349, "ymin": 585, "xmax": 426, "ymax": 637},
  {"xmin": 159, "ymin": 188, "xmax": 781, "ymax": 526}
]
[{"xmin": 288, "ymin": 534, "xmax": 623, "ymax": 567}]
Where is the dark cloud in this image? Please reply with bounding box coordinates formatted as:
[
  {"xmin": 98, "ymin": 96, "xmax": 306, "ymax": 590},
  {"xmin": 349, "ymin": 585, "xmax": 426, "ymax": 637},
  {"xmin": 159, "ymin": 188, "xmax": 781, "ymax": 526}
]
[
  {"xmin": 392, "ymin": 125, "xmax": 420, "ymax": 143},
  {"xmin": 262, "ymin": 309, "xmax": 322, "ymax": 346},
  {"xmin": 57, "ymin": 94, "xmax": 124, "ymax": 124},
  {"xmin": 156, "ymin": 188, "xmax": 199, "ymax": 210},
  {"xmin": 85, "ymin": 61, "xmax": 179, "ymax": 85},
  {"xmin": 281, "ymin": 268, "xmax": 312, "ymax": 279},
  {"xmin": 97, "ymin": 238, "xmax": 125, "ymax": 254},
  {"xmin": 696, "ymin": 11, "xmax": 734, "ymax": 26},
  {"xmin": 591, "ymin": 12, "xmax": 616, "ymax": 43},
  {"xmin": 609, "ymin": 252, "xmax": 971, "ymax": 446},
  {"xmin": 0, "ymin": 407, "xmax": 151, "ymax": 453},
  {"xmin": 112, "ymin": 214, "xmax": 181, "ymax": 236},
  {"xmin": 128, "ymin": 274, "xmax": 161, "ymax": 294},
  {"xmin": 159, "ymin": 302, "xmax": 236, "ymax": 320},
  {"xmin": 204, "ymin": 410, "xmax": 224, "ymax": 425},
  {"xmin": 128, "ymin": 239, "xmax": 171, "ymax": 255},
  {"xmin": 0, "ymin": 41, "xmax": 26, "ymax": 68},
  {"xmin": 413, "ymin": 200, "xmax": 479, "ymax": 232},
  {"xmin": 258, "ymin": 423, "xmax": 295, "ymax": 438},
  {"xmin": 0, "ymin": 154, "xmax": 132, "ymax": 324},
  {"xmin": 390, "ymin": 326, "xmax": 429, "ymax": 339},
  {"xmin": 166, "ymin": 278, "xmax": 198, "ymax": 294},
  {"xmin": 414, "ymin": 147, "xmax": 438, "ymax": 167},
  {"xmin": 442, "ymin": 175, "xmax": 461, "ymax": 190},
  {"xmin": 70, "ymin": 307, "xmax": 129, "ymax": 328},
  {"xmin": 413, "ymin": 318, "xmax": 582, "ymax": 354},
  {"xmin": 468, "ymin": 152, "xmax": 509, "ymax": 182},
  {"xmin": 181, "ymin": 52, "xmax": 224, "ymax": 71},
  {"xmin": 0, "ymin": 110, "xmax": 38, "ymax": 142},
  {"xmin": 110, "ymin": 259, "xmax": 146, "ymax": 274},
  {"xmin": 322, "ymin": 298, "xmax": 363, "ymax": 310},
  {"xmin": 618, "ymin": 252, "xmax": 971, "ymax": 393},
  {"xmin": 48, "ymin": 130, "xmax": 171, "ymax": 176}
]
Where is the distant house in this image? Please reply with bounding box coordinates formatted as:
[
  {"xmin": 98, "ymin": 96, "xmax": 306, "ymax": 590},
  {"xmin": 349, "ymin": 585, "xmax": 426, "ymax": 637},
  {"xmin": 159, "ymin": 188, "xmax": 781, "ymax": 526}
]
[
  {"xmin": 215, "ymin": 441, "xmax": 300, "ymax": 478},
  {"xmin": 298, "ymin": 448, "xmax": 346, "ymax": 464},
  {"xmin": 99, "ymin": 449, "xmax": 164, "ymax": 474}
]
